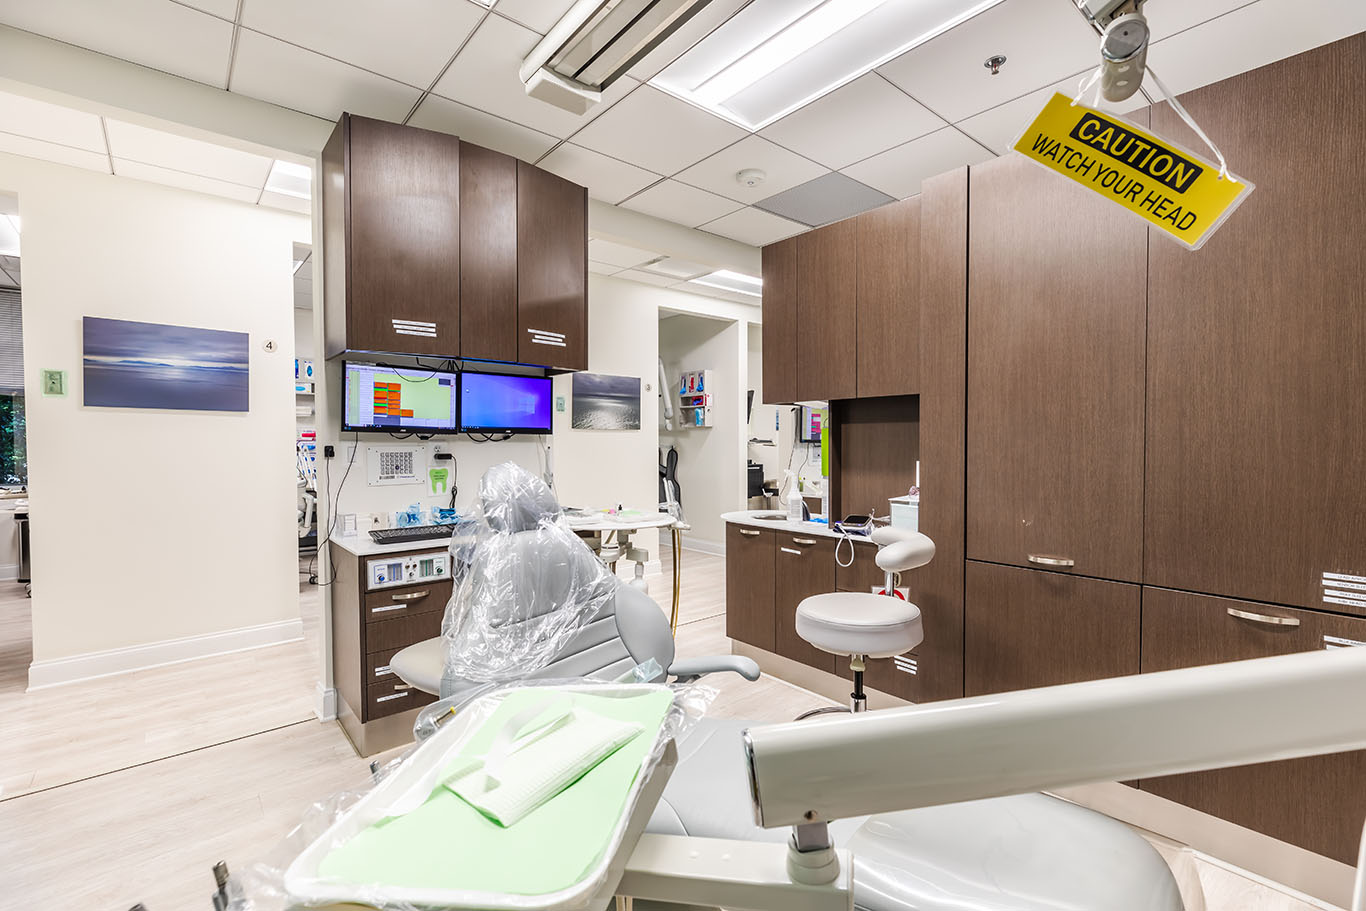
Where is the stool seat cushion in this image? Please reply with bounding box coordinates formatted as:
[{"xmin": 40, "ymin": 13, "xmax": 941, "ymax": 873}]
[{"xmin": 795, "ymin": 592, "xmax": 923, "ymax": 658}]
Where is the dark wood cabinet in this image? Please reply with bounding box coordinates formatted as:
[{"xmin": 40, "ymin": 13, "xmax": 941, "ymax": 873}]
[
  {"xmin": 856, "ymin": 197, "xmax": 919, "ymax": 397},
  {"xmin": 459, "ymin": 142, "xmax": 518, "ymax": 363},
  {"xmin": 774, "ymin": 534, "xmax": 838, "ymax": 674},
  {"xmin": 1139, "ymin": 586, "xmax": 1366, "ymax": 863},
  {"xmin": 517, "ymin": 161, "xmax": 587, "ymax": 370},
  {"xmin": 725, "ymin": 524, "xmax": 775, "ymax": 651},
  {"xmin": 761, "ymin": 237, "xmax": 799, "ymax": 404},
  {"xmin": 1144, "ymin": 34, "xmax": 1366, "ymax": 611},
  {"xmin": 323, "ymin": 113, "xmax": 462, "ymax": 359},
  {"xmin": 964, "ymin": 560, "xmax": 1139, "ymax": 696},
  {"xmin": 797, "ymin": 219, "xmax": 858, "ymax": 401},
  {"xmin": 964, "ymin": 152, "xmax": 1148, "ymax": 583}
]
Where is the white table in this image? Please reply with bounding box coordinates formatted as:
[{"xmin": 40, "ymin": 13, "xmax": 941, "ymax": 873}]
[{"xmin": 566, "ymin": 511, "xmax": 686, "ymax": 632}]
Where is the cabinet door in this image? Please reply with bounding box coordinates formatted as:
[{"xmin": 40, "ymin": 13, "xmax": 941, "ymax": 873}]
[
  {"xmin": 459, "ymin": 142, "xmax": 518, "ymax": 363},
  {"xmin": 1140, "ymin": 586, "xmax": 1366, "ymax": 863},
  {"xmin": 774, "ymin": 535, "xmax": 838, "ymax": 674},
  {"xmin": 965, "ymin": 153, "xmax": 1146, "ymax": 582},
  {"xmin": 797, "ymin": 220, "xmax": 858, "ymax": 401},
  {"xmin": 725, "ymin": 525, "xmax": 775, "ymax": 651},
  {"xmin": 856, "ymin": 198, "xmax": 919, "ymax": 397},
  {"xmin": 964, "ymin": 560, "xmax": 1139, "ymax": 696},
  {"xmin": 761, "ymin": 238, "xmax": 799, "ymax": 404},
  {"xmin": 1145, "ymin": 37, "xmax": 1366, "ymax": 610},
  {"xmin": 346, "ymin": 115, "xmax": 461, "ymax": 357},
  {"xmin": 517, "ymin": 162, "xmax": 587, "ymax": 370}
]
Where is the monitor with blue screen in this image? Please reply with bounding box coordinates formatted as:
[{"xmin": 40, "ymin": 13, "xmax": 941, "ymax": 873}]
[
  {"xmin": 459, "ymin": 371, "xmax": 553, "ymax": 434},
  {"xmin": 342, "ymin": 361, "xmax": 459, "ymax": 434}
]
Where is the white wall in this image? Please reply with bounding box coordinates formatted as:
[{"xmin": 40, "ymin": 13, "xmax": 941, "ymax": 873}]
[
  {"xmin": 746, "ymin": 323, "xmax": 780, "ymax": 487},
  {"xmin": 0, "ymin": 151, "xmax": 308, "ymax": 672}
]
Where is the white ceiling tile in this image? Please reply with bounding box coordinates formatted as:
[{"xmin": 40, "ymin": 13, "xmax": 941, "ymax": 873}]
[
  {"xmin": 701, "ymin": 207, "xmax": 806, "ymax": 247},
  {"xmin": 1145, "ymin": 0, "xmax": 1366, "ymax": 98},
  {"xmin": 573, "ymin": 85, "xmax": 747, "ymax": 177},
  {"xmin": 114, "ymin": 158, "xmax": 260, "ymax": 203},
  {"xmin": 0, "ymin": 90, "xmax": 106, "ymax": 153},
  {"xmin": 674, "ymin": 135, "xmax": 826, "ymax": 205},
  {"xmin": 588, "ymin": 238, "xmax": 661, "ymax": 269},
  {"xmin": 0, "ymin": 131, "xmax": 110, "ymax": 173},
  {"xmin": 616, "ymin": 268, "xmax": 681, "ymax": 288},
  {"xmin": 176, "ymin": 0, "xmax": 239, "ymax": 19},
  {"xmin": 230, "ymin": 29, "xmax": 422, "ymax": 121},
  {"xmin": 260, "ymin": 188, "xmax": 312, "ymax": 214},
  {"xmin": 759, "ymin": 74, "xmax": 949, "ymax": 170},
  {"xmin": 877, "ymin": 0, "xmax": 1099, "ymax": 124},
  {"xmin": 105, "ymin": 119, "xmax": 272, "ymax": 188},
  {"xmin": 956, "ymin": 68, "xmax": 1148, "ymax": 155},
  {"xmin": 620, "ymin": 179, "xmax": 742, "ymax": 227},
  {"xmin": 841, "ymin": 127, "xmax": 995, "ymax": 199},
  {"xmin": 240, "ymin": 0, "xmax": 484, "ymax": 89},
  {"xmin": 538, "ymin": 143, "xmax": 660, "ymax": 204},
  {"xmin": 493, "ymin": 0, "xmax": 579, "ymax": 35},
  {"xmin": 408, "ymin": 94, "xmax": 558, "ymax": 163},
  {"xmin": 627, "ymin": 0, "xmax": 748, "ymax": 82},
  {"xmin": 588, "ymin": 260, "xmax": 623, "ymax": 275},
  {"xmin": 0, "ymin": 0, "xmax": 234, "ymax": 88},
  {"xmin": 1144, "ymin": 0, "xmax": 1264, "ymax": 42},
  {"xmin": 433, "ymin": 14, "xmax": 640, "ymax": 138},
  {"xmin": 640, "ymin": 257, "xmax": 713, "ymax": 280}
]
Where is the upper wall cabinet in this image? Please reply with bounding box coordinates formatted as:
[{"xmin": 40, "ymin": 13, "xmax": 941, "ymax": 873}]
[
  {"xmin": 323, "ymin": 114, "xmax": 462, "ymax": 359},
  {"xmin": 323, "ymin": 114, "xmax": 589, "ymax": 370},
  {"xmin": 517, "ymin": 162, "xmax": 588, "ymax": 371},
  {"xmin": 856, "ymin": 197, "xmax": 920, "ymax": 398},
  {"xmin": 798, "ymin": 219, "xmax": 858, "ymax": 401},
  {"xmin": 965, "ymin": 152, "xmax": 1147, "ymax": 583},
  {"xmin": 1144, "ymin": 35, "xmax": 1366, "ymax": 610},
  {"xmin": 761, "ymin": 237, "xmax": 799, "ymax": 405}
]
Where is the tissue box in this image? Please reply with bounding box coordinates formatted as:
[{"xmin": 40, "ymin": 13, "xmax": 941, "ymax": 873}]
[{"xmin": 889, "ymin": 495, "xmax": 919, "ymax": 532}]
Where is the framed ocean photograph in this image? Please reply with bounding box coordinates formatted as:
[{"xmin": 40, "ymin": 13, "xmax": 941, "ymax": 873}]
[
  {"xmin": 571, "ymin": 372, "xmax": 640, "ymax": 430},
  {"xmin": 83, "ymin": 317, "xmax": 250, "ymax": 412}
]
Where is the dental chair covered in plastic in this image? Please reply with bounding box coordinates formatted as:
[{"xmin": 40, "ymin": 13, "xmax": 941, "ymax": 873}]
[{"xmin": 390, "ymin": 463, "xmax": 1184, "ymax": 911}]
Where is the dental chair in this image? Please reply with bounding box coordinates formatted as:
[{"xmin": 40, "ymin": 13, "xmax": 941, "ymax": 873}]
[{"xmin": 390, "ymin": 465, "xmax": 1183, "ymax": 911}]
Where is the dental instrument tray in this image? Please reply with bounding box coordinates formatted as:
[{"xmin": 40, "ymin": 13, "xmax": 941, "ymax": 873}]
[{"xmin": 281, "ymin": 682, "xmax": 682, "ymax": 911}]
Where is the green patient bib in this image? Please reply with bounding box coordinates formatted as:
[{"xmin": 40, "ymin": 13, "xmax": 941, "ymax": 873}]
[{"xmin": 318, "ymin": 688, "xmax": 674, "ymax": 896}]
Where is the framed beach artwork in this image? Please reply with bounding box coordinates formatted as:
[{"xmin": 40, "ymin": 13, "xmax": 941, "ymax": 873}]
[
  {"xmin": 571, "ymin": 372, "xmax": 640, "ymax": 431},
  {"xmin": 83, "ymin": 317, "xmax": 250, "ymax": 412}
]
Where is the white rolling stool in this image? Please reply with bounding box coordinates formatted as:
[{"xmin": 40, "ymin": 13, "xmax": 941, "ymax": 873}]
[{"xmin": 795, "ymin": 527, "xmax": 935, "ymax": 716}]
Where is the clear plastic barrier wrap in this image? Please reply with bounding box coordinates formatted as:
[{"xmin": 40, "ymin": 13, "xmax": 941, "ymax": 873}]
[
  {"xmin": 231, "ymin": 678, "xmax": 715, "ymax": 911},
  {"xmin": 442, "ymin": 462, "xmax": 617, "ymax": 684}
]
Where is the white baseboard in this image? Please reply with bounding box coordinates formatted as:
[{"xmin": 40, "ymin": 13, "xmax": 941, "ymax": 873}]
[
  {"xmin": 678, "ymin": 536, "xmax": 726, "ymax": 557},
  {"xmin": 315, "ymin": 683, "xmax": 338, "ymax": 722},
  {"xmin": 27, "ymin": 617, "xmax": 305, "ymax": 691},
  {"xmin": 0, "ymin": 563, "xmax": 18, "ymax": 581}
]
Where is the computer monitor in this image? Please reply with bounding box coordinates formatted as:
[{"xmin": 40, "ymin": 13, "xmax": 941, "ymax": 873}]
[
  {"xmin": 459, "ymin": 371, "xmax": 553, "ymax": 434},
  {"xmin": 342, "ymin": 361, "xmax": 459, "ymax": 434},
  {"xmin": 799, "ymin": 406, "xmax": 823, "ymax": 442}
]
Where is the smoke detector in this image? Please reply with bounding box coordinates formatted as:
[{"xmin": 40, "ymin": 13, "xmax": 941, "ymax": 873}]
[{"xmin": 736, "ymin": 168, "xmax": 767, "ymax": 188}]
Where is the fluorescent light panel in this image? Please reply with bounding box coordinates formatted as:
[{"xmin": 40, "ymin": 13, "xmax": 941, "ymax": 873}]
[
  {"xmin": 651, "ymin": 0, "xmax": 1007, "ymax": 130},
  {"xmin": 266, "ymin": 160, "xmax": 312, "ymax": 200},
  {"xmin": 689, "ymin": 269, "xmax": 762, "ymax": 297}
]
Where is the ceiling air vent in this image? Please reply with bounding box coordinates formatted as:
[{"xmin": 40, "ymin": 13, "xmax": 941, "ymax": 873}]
[{"xmin": 520, "ymin": 0, "xmax": 714, "ymax": 114}]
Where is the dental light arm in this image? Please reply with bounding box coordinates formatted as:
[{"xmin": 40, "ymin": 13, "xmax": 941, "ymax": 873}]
[{"xmin": 744, "ymin": 645, "xmax": 1366, "ymax": 829}]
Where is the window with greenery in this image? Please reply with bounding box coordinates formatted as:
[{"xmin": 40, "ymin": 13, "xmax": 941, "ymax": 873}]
[{"xmin": 0, "ymin": 393, "xmax": 24, "ymax": 487}]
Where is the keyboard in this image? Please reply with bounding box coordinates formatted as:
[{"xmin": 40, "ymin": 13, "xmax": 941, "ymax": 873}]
[{"xmin": 368, "ymin": 525, "xmax": 454, "ymax": 545}]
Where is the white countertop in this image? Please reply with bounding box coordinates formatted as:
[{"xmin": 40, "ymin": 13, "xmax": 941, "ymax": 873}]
[
  {"xmin": 331, "ymin": 532, "xmax": 456, "ymax": 558},
  {"xmin": 721, "ymin": 510, "xmax": 874, "ymax": 544}
]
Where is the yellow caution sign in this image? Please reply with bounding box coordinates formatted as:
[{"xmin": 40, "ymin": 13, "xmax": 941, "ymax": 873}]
[{"xmin": 1013, "ymin": 92, "xmax": 1253, "ymax": 250}]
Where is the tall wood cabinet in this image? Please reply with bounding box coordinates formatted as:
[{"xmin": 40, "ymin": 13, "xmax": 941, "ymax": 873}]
[
  {"xmin": 965, "ymin": 151, "xmax": 1147, "ymax": 584},
  {"xmin": 1144, "ymin": 34, "xmax": 1366, "ymax": 611}
]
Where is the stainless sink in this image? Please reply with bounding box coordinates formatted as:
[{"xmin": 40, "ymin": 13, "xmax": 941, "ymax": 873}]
[{"xmin": 749, "ymin": 512, "xmax": 788, "ymax": 521}]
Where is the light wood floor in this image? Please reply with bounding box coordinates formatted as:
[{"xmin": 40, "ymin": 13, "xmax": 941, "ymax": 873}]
[{"xmin": 0, "ymin": 550, "xmax": 1344, "ymax": 911}]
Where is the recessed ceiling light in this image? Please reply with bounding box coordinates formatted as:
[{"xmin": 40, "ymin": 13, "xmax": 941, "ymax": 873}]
[
  {"xmin": 266, "ymin": 160, "xmax": 312, "ymax": 200},
  {"xmin": 688, "ymin": 269, "xmax": 763, "ymax": 297},
  {"xmin": 651, "ymin": 0, "xmax": 1008, "ymax": 131}
]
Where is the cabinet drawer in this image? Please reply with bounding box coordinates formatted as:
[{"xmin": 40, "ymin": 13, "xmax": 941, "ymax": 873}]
[
  {"xmin": 1139, "ymin": 587, "xmax": 1366, "ymax": 863},
  {"xmin": 725, "ymin": 524, "xmax": 775, "ymax": 651},
  {"xmin": 364, "ymin": 579, "xmax": 451, "ymax": 624},
  {"xmin": 364, "ymin": 609, "xmax": 445, "ymax": 654},
  {"xmin": 365, "ymin": 678, "xmax": 437, "ymax": 722},
  {"xmin": 965, "ymin": 561, "xmax": 1139, "ymax": 696},
  {"xmin": 366, "ymin": 644, "xmax": 418, "ymax": 685},
  {"xmin": 775, "ymin": 535, "xmax": 838, "ymax": 674}
]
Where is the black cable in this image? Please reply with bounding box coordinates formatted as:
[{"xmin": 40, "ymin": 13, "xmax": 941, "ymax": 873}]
[{"xmin": 308, "ymin": 431, "xmax": 360, "ymax": 586}]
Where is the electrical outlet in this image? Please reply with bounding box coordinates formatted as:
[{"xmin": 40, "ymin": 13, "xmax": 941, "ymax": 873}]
[{"xmin": 323, "ymin": 444, "xmax": 335, "ymax": 458}]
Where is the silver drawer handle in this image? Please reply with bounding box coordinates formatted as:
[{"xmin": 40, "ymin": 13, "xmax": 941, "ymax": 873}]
[
  {"xmin": 739, "ymin": 529, "xmax": 760, "ymax": 537},
  {"xmin": 371, "ymin": 604, "xmax": 408, "ymax": 614},
  {"xmin": 1227, "ymin": 607, "xmax": 1300, "ymax": 627},
  {"xmin": 374, "ymin": 665, "xmax": 393, "ymax": 677},
  {"xmin": 780, "ymin": 547, "xmax": 803, "ymax": 555},
  {"xmin": 792, "ymin": 537, "xmax": 818, "ymax": 545},
  {"xmin": 393, "ymin": 683, "xmax": 412, "ymax": 691},
  {"xmin": 376, "ymin": 691, "xmax": 411, "ymax": 703},
  {"xmin": 1028, "ymin": 554, "xmax": 1075, "ymax": 568},
  {"xmin": 391, "ymin": 590, "xmax": 430, "ymax": 602}
]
